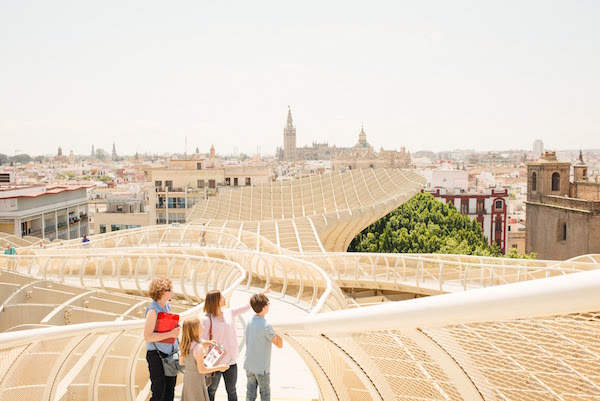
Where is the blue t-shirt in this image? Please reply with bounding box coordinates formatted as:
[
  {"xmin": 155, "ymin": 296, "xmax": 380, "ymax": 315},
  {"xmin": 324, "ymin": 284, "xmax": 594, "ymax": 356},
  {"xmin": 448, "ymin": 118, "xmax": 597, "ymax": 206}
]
[
  {"xmin": 145, "ymin": 300, "xmax": 179, "ymax": 354},
  {"xmin": 244, "ymin": 315, "xmax": 276, "ymax": 374}
]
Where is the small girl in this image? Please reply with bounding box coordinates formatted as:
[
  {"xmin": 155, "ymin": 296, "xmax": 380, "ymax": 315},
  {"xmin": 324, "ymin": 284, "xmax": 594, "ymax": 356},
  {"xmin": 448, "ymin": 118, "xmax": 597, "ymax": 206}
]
[{"xmin": 180, "ymin": 317, "xmax": 229, "ymax": 401}]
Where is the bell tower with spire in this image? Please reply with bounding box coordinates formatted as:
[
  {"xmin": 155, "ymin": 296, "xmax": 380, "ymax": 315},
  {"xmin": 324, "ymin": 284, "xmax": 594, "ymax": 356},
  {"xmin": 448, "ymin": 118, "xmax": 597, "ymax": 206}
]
[{"xmin": 283, "ymin": 106, "xmax": 296, "ymax": 161}]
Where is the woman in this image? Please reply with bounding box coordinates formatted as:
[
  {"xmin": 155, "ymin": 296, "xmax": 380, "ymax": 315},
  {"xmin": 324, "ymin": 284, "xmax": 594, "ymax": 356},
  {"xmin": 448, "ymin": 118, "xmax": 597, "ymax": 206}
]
[
  {"xmin": 180, "ymin": 317, "xmax": 229, "ymax": 401},
  {"xmin": 201, "ymin": 287, "xmax": 270, "ymax": 401},
  {"xmin": 144, "ymin": 278, "xmax": 181, "ymax": 401}
]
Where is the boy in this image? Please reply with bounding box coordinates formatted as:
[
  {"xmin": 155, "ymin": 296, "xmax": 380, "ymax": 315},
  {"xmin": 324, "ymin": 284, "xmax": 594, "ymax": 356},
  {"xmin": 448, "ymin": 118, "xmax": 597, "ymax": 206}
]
[{"xmin": 244, "ymin": 294, "xmax": 283, "ymax": 401}]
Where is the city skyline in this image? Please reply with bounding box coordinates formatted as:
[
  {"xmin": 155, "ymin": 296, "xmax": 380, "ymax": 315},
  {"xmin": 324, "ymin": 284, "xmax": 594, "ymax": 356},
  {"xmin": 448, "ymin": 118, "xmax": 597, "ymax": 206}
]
[{"xmin": 1, "ymin": 1, "xmax": 599, "ymax": 156}]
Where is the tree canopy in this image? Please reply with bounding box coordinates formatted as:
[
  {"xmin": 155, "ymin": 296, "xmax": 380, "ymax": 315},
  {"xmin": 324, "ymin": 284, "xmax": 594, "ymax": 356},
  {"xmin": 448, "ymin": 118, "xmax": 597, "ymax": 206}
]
[{"xmin": 349, "ymin": 192, "xmax": 534, "ymax": 258}]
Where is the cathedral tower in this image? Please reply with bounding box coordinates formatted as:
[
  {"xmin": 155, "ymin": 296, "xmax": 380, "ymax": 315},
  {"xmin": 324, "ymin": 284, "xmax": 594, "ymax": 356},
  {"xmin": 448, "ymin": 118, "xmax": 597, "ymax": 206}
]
[{"xmin": 283, "ymin": 106, "xmax": 296, "ymax": 162}]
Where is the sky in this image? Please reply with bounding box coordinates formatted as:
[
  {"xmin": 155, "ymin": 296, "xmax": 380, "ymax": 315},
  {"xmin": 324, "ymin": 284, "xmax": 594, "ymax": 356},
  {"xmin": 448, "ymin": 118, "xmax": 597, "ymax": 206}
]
[{"xmin": 1, "ymin": 1, "xmax": 599, "ymax": 157}]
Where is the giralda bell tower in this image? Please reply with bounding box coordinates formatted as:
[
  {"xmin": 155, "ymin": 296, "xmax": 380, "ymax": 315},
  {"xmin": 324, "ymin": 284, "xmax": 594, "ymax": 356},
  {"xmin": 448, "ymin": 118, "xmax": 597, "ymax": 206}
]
[{"xmin": 283, "ymin": 106, "xmax": 296, "ymax": 162}]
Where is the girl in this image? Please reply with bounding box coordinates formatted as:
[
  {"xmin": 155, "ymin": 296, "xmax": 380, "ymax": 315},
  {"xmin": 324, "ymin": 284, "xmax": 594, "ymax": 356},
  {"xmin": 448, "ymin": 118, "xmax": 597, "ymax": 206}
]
[
  {"xmin": 201, "ymin": 287, "xmax": 270, "ymax": 401},
  {"xmin": 180, "ymin": 317, "xmax": 229, "ymax": 401}
]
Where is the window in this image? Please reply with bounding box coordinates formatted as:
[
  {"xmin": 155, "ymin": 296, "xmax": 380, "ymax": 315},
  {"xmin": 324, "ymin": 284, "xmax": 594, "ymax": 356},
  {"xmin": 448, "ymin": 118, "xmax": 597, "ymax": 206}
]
[
  {"xmin": 476, "ymin": 199, "xmax": 485, "ymax": 214},
  {"xmin": 196, "ymin": 162, "xmax": 202, "ymax": 170},
  {"xmin": 495, "ymin": 200, "xmax": 503, "ymax": 210},
  {"xmin": 225, "ymin": 177, "xmax": 231, "ymax": 186},
  {"xmin": 552, "ymin": 172, "xmax": 560, "ymax": 191},
  {"xmin": 100, "ymin": 224, "xmax": 106, "ymax": 234},
  {"xmin": 197, "ymin": 180, "xmax": 204, "ymax": 189},
  {"xmin": 531, "ymin": 172, "xmax": 537, "ymax": 192},
  {"xmin": 495, "ymin": 218, "xmax": 502, "ymax": 232},
  {"xmin": 155, "ymin": 180, "xmax": 162, "ymax": 188},
  {"xmin": 461, "ymin": 201, "xmax": 468, "ymax": 214},
  {"xmin": 168, "ymin": 197, "xmax": 185, "ymax": 209},
  {"xmin": 116, "ymin": 205, "xmax": 123, "ymax": 212},
  {"xmin": 558, "ymin": 222, "xmax": 567, "ymax": 241},
  {"xmin": 165, "ymin": 180, "xmax": 173, "ymax": 191},
  {"xmin": 111, "ymin": 224, "xmax": 141, "ymax": 232},
  {"xmin": 209, "ymin": 180, "xmax": 216, "ymax": 189},
  {"xmin": 233, "ymin": 177, "xmax": 238, "ymax": 186},
  {"xmin": 245, "ymin": 177, "xmax": 251, "ymax": 186}
]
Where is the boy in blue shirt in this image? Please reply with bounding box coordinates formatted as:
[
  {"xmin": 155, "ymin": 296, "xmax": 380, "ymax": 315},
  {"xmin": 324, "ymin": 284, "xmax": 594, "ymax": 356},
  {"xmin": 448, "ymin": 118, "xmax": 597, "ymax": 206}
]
[{"xmin": 244, "ymin": 294, "xmax": 283, "ymax": 401}]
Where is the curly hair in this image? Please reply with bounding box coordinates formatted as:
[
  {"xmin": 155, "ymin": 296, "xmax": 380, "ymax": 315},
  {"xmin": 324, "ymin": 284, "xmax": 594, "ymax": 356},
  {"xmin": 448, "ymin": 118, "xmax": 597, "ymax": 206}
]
[{"xmin": 148, "ymin": 278, "xmax": 173, "ymax": 301}]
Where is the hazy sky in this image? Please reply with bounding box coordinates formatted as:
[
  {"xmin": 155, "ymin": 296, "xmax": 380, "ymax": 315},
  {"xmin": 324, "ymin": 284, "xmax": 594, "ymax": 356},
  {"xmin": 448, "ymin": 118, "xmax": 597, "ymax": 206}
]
[{"xmin": 1, "ymin": 1, "xmax": 599, "ymax": 156}]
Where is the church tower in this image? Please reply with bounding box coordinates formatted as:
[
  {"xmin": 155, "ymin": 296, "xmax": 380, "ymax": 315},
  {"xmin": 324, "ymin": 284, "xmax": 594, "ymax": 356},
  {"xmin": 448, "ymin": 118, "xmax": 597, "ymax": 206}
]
[
  {"xmin": 112, "ymin": 142, "xmax": 117, "ymax": 160},
  {"xmin": 526, "ymin": 151, "xmax": 570, "ymax": 203},
  {"xmin": 283, "ymin": 106, "xmax": 296, "ymax": 162},
  {"xmin": 573, "ymin": 150, "xmax": 588, "ymax": 182},
  {"xmin": 354, "ymin": 124, "xmax": 373, "ymax": 150}
]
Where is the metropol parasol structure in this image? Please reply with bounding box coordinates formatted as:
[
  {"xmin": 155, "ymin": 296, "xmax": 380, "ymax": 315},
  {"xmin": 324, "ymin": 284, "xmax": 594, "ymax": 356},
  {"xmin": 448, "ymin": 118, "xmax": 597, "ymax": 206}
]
[{"xmin": 0, "ymin": 168, "xmax": 599, "ymax": 400}]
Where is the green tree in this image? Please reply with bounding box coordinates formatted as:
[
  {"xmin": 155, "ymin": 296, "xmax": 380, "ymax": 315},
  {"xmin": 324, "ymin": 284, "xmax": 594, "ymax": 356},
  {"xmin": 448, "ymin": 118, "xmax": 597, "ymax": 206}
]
[
  {"xmin": 349, "ymin": 192, "xmax": 528, "ymax": 258},
  {"xmin": 9, "ymin": 154, "xmax": 32, "ymax": 164}
]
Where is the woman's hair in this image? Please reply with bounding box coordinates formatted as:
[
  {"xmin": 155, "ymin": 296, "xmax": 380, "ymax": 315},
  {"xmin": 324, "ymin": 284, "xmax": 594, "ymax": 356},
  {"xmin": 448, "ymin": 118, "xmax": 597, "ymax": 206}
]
[
  {"xmin": 148, "ymin": 278, "xmax": 173, "ymax": 301},
  {"xmin": 180, "ymin": 317, "xmax": 201, "ymax": 357},
  {"xmin": 204, "ymin": 290, "xmax": 222, "ymax": 316}
]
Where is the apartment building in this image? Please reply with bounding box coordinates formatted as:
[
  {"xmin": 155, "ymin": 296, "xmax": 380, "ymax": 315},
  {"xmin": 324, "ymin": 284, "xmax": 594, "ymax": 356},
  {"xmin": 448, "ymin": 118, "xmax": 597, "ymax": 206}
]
[
  {"xmin": 425, "ymin": 187, "xmax": 509, "ymax": 253},
  {"xmin": 92, "ymin": 190, "xmax": 156, "ymax": 234},
  {"xmin": 0, "ymin": 184, "xmax": 91, "ymax": 240},
  {"xmin": 148, "ymin": 158, "xmax": 271, "ymax": 224}
]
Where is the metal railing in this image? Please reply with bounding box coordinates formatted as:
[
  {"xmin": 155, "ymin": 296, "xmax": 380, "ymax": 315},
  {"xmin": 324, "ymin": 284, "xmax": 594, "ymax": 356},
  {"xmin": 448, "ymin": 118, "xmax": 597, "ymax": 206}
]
[
  {"xmin": 275, "ymin": 269, "xmax": 600, "ymax": 401},
  {"xmin": 0, "ymin": 254, "xmax": 245, "ymax": 401}
]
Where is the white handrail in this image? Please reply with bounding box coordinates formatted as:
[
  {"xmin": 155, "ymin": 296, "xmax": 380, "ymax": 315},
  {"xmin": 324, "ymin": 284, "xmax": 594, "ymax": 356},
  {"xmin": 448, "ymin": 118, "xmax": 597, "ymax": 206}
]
[
  {"xmin": 0, "ymin": 256, "xmax": 246, "ymax": 349},
  {"xmin": 275, "ymin": 269, "xmax": 600, "ymax": 333}
]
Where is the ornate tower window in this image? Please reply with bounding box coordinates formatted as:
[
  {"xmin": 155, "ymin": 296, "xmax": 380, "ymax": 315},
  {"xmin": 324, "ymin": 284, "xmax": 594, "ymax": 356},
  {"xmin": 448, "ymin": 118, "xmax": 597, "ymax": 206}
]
[{"xmin": 531, "ymin": 172, "xmax": 537, "ymax": 191}]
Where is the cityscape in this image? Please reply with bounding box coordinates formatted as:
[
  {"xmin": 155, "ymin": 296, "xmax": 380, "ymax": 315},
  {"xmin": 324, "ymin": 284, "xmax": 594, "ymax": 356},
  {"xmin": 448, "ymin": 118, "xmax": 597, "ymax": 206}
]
[{"xmin": 1, "ymin": 2, "xmax": 599, "ymax": 401}]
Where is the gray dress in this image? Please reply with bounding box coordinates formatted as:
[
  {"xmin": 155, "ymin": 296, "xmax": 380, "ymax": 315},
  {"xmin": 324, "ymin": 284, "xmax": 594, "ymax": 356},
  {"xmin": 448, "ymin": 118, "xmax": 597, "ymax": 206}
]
[{"xmin": 181, "ymin": 342, "xmax": 210, "ymax": 401}]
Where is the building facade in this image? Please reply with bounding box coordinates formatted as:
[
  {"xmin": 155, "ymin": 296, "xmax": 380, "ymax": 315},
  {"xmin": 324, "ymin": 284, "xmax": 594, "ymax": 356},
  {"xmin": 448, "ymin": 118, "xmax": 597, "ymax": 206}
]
[
  {"xmin": 148, "ymin": 156, "xmax": 270, "ymax": 224},
  {"xmin": 332, "ymin": 127, "xmax": 411, "ymax": 171},
  {"xmin": 0, "ymin": 185, "xmax": 91, "ymax": 241},
  {"xmin": 92, "ymin": 191, "xmax": 156, "ymax": 234},
  {"xmin": 526, "ymin": 151, "xmax": 600, "ymax": 259},
  {"xmin": 532, "ymin": 139, "xmax": 544, "ymax": 159},
  {"xmin": 425, "ymin": 187, "xmax": 509, "ymax": 253}
]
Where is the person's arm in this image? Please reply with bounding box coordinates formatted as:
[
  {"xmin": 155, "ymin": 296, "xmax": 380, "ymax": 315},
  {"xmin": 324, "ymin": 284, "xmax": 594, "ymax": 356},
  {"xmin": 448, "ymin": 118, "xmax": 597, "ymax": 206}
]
[
  {"xmin": 200, "ymin": 339, "xmax": 216, "ymax": 347},
  {"xmin": 200, "ymin": 316, "xmax": 210, "ymax": 340},
  {"xmin": 265, "ymin": 322, "xmax": 283, "ymax": 349},
  {"xmin": 230, "ymin": 285, "xmax": 272, "ymax": 318},
  {"xmin": 143, "ymin": 308, "xmax": 180, "ymax": 343},
  {"xmin": 193, "ymin": 347, "xmax": 229, "ymax": 374},
  {"xmin": 270, "ymin": 334, "xmax": 283, "ymax": 349},
  {"xmin": 230, "ymin": 303, "xmax": 252, "ymax": 318}
]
